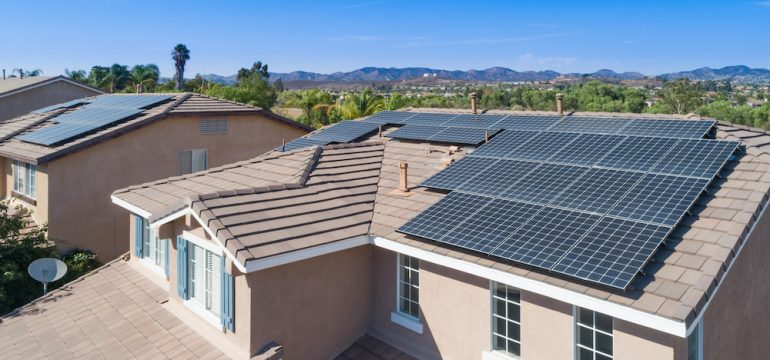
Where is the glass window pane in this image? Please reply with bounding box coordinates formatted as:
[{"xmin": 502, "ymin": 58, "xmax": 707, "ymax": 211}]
[
  {"xmin": 409, "ymin": 301, "xmax": 419, "ymax": 318},
  {"xmin": 411, "ymin": 286, "xmax": 419, "ymax": 302},
  {"xmin": 495, "ymin": 298, "xmax": 506, "ymax": 317},
  {"xmin": 507, "ymin": 320, "xmax": 520, "ymax": 341},
  {"xmin": 493, "ymin": 335, "xmax": 506, "ymax": 351},
  {"xmin": 596, "ymin": 332, "xmax": 613, "ymax": 355},
  {"xmin": 495, "ymin": 316, "xmax": 506, "ymax": 336},
  {"xmin": 578, "ymin": 326, "xmax": 594, "ymax": 348},
  {"xmin": 579, "ymin": 308, "xmax": 594, "ymax": 327},
  {"xmin": 578, "ymin": 347, "xmax": 594, "ymax": 360},
  {"xmin": 399, "ymin": 298, "xmax": 410, "ymax": 314},
  {"xmin": 507, "ymin": 302, "xmax": 520, "ymax": 323},
  {"xmin": 595, "ymin": 312, "xmax": 613, "ymax": 333},
  {"xmin": 507, "ymin": 340, "xmax": 520, "ymax": 357},
  {"xmin": 596, "ymin": 354, "xmax": 612, "ymax": 360}
]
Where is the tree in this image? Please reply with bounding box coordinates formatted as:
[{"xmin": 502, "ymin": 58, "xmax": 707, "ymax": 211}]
[
  {"xmin": 129, "ymin": 64, "xmax": 160, "ymax": 93},
  {"xmin": 283, "ymin": 89, "xmax": 334, "ymax": 127},
  {"xmin": 65, "ymin": 69, "xmax": 87, "ymax": 83},
  {"xmin": 10, "ymin": 68, "xmax": 42, "ymax": 78},
  {"xmin": 318, "ymin": 89, "xmax": 383, "ymax": 120},
  {"xmin": 87, "ymin": 66, "xmax": 110, "ymax": 90},
  {"xmin": 382, "ymin": 92, "xmax": 406, "ymax": 110},
  {"xmin": 172, "ymin": 44, "xmax": 191, "ymax": 90},
  {"xmin": 659, "ymin": 78, "xmax": 703, "ymax": 114},
  {"xmin": 237, "ymin": 61, "xmax": 269, "ymax": 82},
  {"xmin": 104, "ymin": 64, "xmax": 130, "ymax": 93},
  {"xmin": 206, "ymin": 61, "xmax": 278, "ymax": 110}
]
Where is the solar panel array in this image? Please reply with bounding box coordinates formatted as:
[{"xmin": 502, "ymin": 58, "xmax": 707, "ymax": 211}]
[
  {"xmin": 365, "ymin": 111, "xmax": 716, "ymax": 139},
  {"xmin": 387, "ymin": 124, "xmax": 499, "ymax": 145},
  {"xmin": 19, "ymin": 95, "xmax": 172, "ymax": 146},
  {"xmin": 32, "ymin": 99, "xmax": 91, "ymax": 114},
  {"xmin": 277, "ymin": 120, "xmax": 380, "ymax": 151},
  {"xmin": 398, "ymin": 117, "xmax": 738, "ymax": 290}
]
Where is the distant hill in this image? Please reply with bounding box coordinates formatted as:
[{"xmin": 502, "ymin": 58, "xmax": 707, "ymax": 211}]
[{"xmin": 202, "ymin": 65, "xmax": 770, "ymax": 85}]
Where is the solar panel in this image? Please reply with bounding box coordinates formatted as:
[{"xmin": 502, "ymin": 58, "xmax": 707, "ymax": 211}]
[
  {"xmin": 32, "ymin": 99, "xmax": 89, "ymax": 114},
  {"xmin": 548, "ymin": 134, "xmax": 625, "ymax": 166},
  {"xmin": 619, "ymin": 118, "xmax": 715, "ymax": 138},
  {"xmin": 386, "ymin": 125, "xmax": 444, "ymax": 142},
  {"xmin": 87, "ymin": 94, "xmax": 173, "ymax": 109},
  {"xmin": 429, "ymin": 127, "xmax": 499, "ymax": 145},
  {"xmin": 597, "ymin": 136, "xmax": 679, "ymax": 172},
  {"xmin": 312, "ymin": 121, "xmax": 380, "ymax": 143},
  {"xmin": 500, "ymin": 163, "xmax": 587, "ymax": 204},
  {"xmin": 470, "ymin": 130, "xmax": 538, "ymax": 158},
  {"xmin": 551, "ymin": 217, "xmax": 672, "ymax": 289},
  {"xmin": 278, "ymin": 137, "xmax": 329, "ymax": 151},
  {"xmin": 550, "ymin": 168, "xmax": 643, "ymax": 214},
  {"xmin": 439, "ymin": 198, "xmax": 542, "ymax": 253},
  {"xmin": 608, "ymin": 174, "xmax": 709, "ymax": 226},
  {"xmin": 363, "ymin": 111, "xmax": 414, "ymax": 125},
  {"xmin": 402, "ymin": 113, "xmax": 458, "ymax": 126},
  {"xmin": 490, "ymin": 207, "xmax": 601, "ymax": 269},
  {"xmin": 549, "ymin": 117, "xmax": 632, "ymax": 134},
  {"xmin": 18, "ymin": 108, "xmax": 143, "ymax": 146},
  {"xmin": 505, "ymin": 131, "xmax": 577, "ymax": 161},
  {"xmin": 398, "ymin": 192, "xmax": 491, "ymax": 241},
  {"xmin": 651, "ymin": 139, "xmax": 738, "ymax": 179},
  {"xmin": 446, "ymin": 114, "xmax": 508, "ymax": 129},
  {"xmin": 493, "ymin": 115, "xmax": 562, "ymax": 131},
  {"xmin": 455, "ymin": 159, "xmax": 537, "ymax": 197},
  {"xmin": 420, "ymin": 157, "xmax": 498, "ymax": 190}
]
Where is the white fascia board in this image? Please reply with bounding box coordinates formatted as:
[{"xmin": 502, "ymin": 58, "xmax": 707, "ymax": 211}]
[
  {"xmin": 110, "ymin": 194, "xmax": 152, "ymax": 218},
  {"xmin": 243, "ymin": 236, "xmax": 370, "ymax": 272},
  {"xmin": 150, "ymin": 207, "xmax": 190, "ymax": 229},
  {"xmin": 187, "ymin": 208, "xmax": 247, "ymax": 274},
  {"xmin": 372, "ymin": 236, "xmax": 688, "ymax": 338}
]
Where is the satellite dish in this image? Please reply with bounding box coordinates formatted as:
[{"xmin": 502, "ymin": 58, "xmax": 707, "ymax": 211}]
[{"xmin": 28, "ymin": 258, "xmax": 67, "ymax": 295}]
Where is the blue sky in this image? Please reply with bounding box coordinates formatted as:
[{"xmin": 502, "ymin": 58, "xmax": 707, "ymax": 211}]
[{"xmin": 2, "ymin": 1, "xmax": 768, "ymax": 77}]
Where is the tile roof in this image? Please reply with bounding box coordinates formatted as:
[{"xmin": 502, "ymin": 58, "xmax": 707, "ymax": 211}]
[
  {"xmin": 114, "ymin": 142, "xmax": 385, "ymax": 265},
  {"xmin": 113, "ymin": 108, "xmax": 770, "ymax": 325},
  {"xmin": 0, "ymin": 76, "xmax": 104, "ymax": 98},
  {"xmin": 0, "ymin": 93, "xmax": 310, "ymax": 164},
  {"xmin": 336, "ymin": 334, "xmax": 416, "ymax": 360},
  {"xmin": 0, "ymin": 258, "xmax": 228, "ymax": 360}
]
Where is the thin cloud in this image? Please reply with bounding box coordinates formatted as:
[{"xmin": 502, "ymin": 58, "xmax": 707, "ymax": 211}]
[
  {"xmin": 343, "ymin": 1, "xmax": 384, "ymax": 8},
  {"xmin": 324, "ymin": 35, "xmax": 429, "ymax": 42},
  {"xmin": 756, "ymin": 1, "xmax": 770, "ymax": 6},
  {"xmin": 404, "ymin": 32, "xmax": 573, "ymax": 47}
]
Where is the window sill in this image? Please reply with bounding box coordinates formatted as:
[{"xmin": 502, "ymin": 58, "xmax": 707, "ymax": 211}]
[
  {"xmin": 11, "ymin": 191, "xmax": 36, "ymax": 206},
  {"xmin": 184, "ymin": 299, "xmax": 223, "ymax": 330},
  {"xmin": 482, "ymin": 350, "xmax": 519, "ymax": 360},
  {"xmin": 138, "ymin": 257, "xmax": 167, "ymax": 280},
  {"xmin": 390, "ymin": 311, "xmax": 423, "ymax": 334}
]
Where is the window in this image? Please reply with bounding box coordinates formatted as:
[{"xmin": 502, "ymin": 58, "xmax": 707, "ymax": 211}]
[
  {"xmin": 575, "ymin": 307, "xmax": 613, "ymax": 360},
  {"xmin": 397, "ymin": 254, "xmax": 420, "ymax": 319},
  {"xmin": 12, "ymin": 160, "xmax": 35, "ymax": 198},
  {"xmin": 140, "ymin": 218, "xmax": 167, "ymax": 271},
  {"xmin": 687, "ymin": 320, "xmax": 703, "ymax": 360},
  {"xmin": 200, "ymin": 119, "xmax": 228, "ymax": 134},
  {"xmin": 189, "ymin": 243, "xmax": 222, "ymax": 317},
  {"xmin": 178, "ymin": 149, "xmax": 208, "ymax": 175},
  {"xmin": 491, "ymin": 283, "xmax": 521, "ymax": 358}
]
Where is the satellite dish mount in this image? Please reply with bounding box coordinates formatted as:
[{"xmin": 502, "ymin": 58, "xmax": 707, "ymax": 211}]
[{"xmin": 28, "ymin": 258, "xmax": 67, "ymax": 295}]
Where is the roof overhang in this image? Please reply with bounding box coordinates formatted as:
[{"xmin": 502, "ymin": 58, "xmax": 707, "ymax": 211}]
[{"xmin": 0, "ymin": 76, "xmax": 104, "ymax": 99}]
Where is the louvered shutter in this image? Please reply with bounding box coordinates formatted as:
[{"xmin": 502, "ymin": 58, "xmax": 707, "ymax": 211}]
[
  {"xmin": 134, "ymin": 215, "xmax": 143, "ymax": 257},
  {"xmin": 177, "ymin": 237, "xmax": 188, "ymax": 299},
  {"xmin": 164, "ymin": 239, "xmax": 170, "ymax": 279},
  {"xmin": 220, "ymin": 257, "xmax": 235, "ymax": 331}
]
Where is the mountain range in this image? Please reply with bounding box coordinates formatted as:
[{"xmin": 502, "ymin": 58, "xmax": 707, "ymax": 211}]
[{"xmin": 202, "ymin": 65, "xmax": 770, "ymax": 84}]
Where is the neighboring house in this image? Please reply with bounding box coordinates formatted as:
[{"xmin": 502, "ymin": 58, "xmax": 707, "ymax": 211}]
[
  {"xmin": 3, "ymin": 109, "xmax": 770, "ymax": 360},
  {"xmin": 0, "ymin": 76, "xmax": 103, "ymax": 121},
  {"xmin": 0, "ymin": 93, "xmax": 311, "ymax": 260}
]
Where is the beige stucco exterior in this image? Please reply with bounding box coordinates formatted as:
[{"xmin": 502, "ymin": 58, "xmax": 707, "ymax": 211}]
[
  {"xmin": 0, "ymin": 78, "xmax": 102, "ymax": 121},
  {"xmin": 2, "ymin": 113, "xmax": 307, "ymax": 261}
]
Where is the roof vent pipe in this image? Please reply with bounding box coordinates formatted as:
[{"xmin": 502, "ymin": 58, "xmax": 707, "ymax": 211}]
[
  {"xmin": 470, "ymin": 92, "xmax": 478, "ymax": 114},
  {"xmin": 19, "ymin": 68, "xmax": 23, "ymax": 79},
  {"xmin": 556, "ymin": 93, "xmax": 564, "ymax": 115},
  {"xmin": 2, "ymin": 69, "xmax": 4, "ymax": 79},
  {"xmin": 399, "ymin": 161, "xmax": 409, "ymax": 192}
]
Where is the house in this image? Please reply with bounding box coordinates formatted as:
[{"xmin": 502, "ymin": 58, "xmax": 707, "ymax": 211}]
[
  {"xmin": 0, "ymin": 93, "xmax": 311, "ymax": 260},
  {"xmin": 0, "ymin": 75, "xmax": 103, "ymax": 121},
  {"xmin": 3, "ymin": 108, "xmax": 770, "ymax": 360}
]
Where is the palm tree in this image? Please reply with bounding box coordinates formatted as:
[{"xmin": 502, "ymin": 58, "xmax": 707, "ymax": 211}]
[
  {"xmin": 172, "ymin": 44, "xmax": 190, "ymax": 90},
  {"xmin": 10, "ymin": 68, "xmax": 43, "ymax": 78},
  {"xmin": 129, "ymin": 64, "xmax": 160, "ymax": 93},
  {"xmin": 65, "ymin": 69, "xmax": 87, "ymax": 83},
  {"xmin": 104, "ymin": 64, "xmax": 130, "ymax": 93},
  {"xmin": 88, "ymin": 66, "xmax": 110, "ymax": 90},
  {"xmin": 317, "ymin": 89, "xmax": 383, "ymax": 120}
]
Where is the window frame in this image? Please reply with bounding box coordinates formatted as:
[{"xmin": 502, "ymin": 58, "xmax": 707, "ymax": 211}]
[
  {"xmin": 12, "ymin": 160, "xmax": 36, "ymax": 199},
  {"xmin": 137, "ymin": 218, "xmax": 168, "ymax": 278},
  {"xmin": 181, "ymin": 231, "xmax": 224, "ymax": 328},
  {"xmin": 390, "ymin": 253, "xmax": 423, "ymax": 334},
  {"xmin": 178, "ymin": 148, "xmax": 208, "ymax": 175},
  {"xmin": 574, "ymin": 306, "xmax": 614, "ymax": 360},
  {"xmin": 397, "ymin": 253, "xmax": 420, "ymax": 320},
  {"xmin": 489, "ymin": 282, "xmax": 521, "ymax": 359}
]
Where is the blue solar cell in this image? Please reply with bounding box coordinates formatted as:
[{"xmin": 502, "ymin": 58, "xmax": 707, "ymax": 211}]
[
  {"xmin": 619, "ymin": 118, "xmax": 715, "ymax": 138},
  {"xmin": 420, "ymin": 157, "xmax": 498, "ymax": 191},
  {"xmin": 551, "ymin": 217, "xmax": 672, "ymax": 290},
  {"xmin": 445, "ymin": 114, "xmax": 508, "ymax": 129},
  {"xmin": 429, "ymin": 127, "xmax": 499, "ymax": 145},
  {"xmin": 493, "ymin": 115, "xmax": 562, "ymax": 130},
  {"xmin": 386, "ymin": 125, "xmax": 444, "ymax": 141},
  {"xmin": 548, "ymin": 134, "xmax": 625, "ymax": 166},
  {"xmin": 597, "ymin": 136, "xmax": 679, "ymax": 172},
  {"xmin": 362, "ymin": 111, "xmax": 414, "ymax": 125},
  {"xmin": 455, "ymin": 159, "xmax": 536, "ymax": 197},
  {"xmin": 490, "ymin": 207, "xmax": 602, "ymax": 269},
  {"xmin": 88, "ymin": 94, "xmax": 172, "ymax": 109},
  {"xmin": 470, "ymin": 130, "xmax": 538, "ymax": 158},
  {"xmin": 32, "ymin": 99, "xmax": 90, "ymax": 114},
  {"xmin": 312, "ymin": 121, "xmax": 380, "ymax": 143},
  {"xmin": 398, "ymin": 192, "xmax": 492, "ymax": 241},
  {"xmin": 505, "ymin": 131, "xmax": 577, "ymax": 161},
  {"xmin": 402, "ymin": 113, "xmax": 459, "ymax": 125},
  {"xmin": 608, "ymin": 174, "xmax": 709, "ymax": 226},
  {"xmin": 550, "ymin": 168, "xmax": 643, "ymax": 214},
  {"xmin": 439, "ymin": 198, "xmax": 542, "ymax": 253},
  {"xmin": 651, "ymin": 139, "xmax": 738, "ymax": 179},
  {"xmin": 549, "ymin": 117, "xmax": 632, "ymax": 134},
  {"xmin": 278, "ymin": 137, "xmax": 329, "ymax": 151},
  {"xmin": 500, "ymin": 163, "xmax": 587, "ymax": 204}
]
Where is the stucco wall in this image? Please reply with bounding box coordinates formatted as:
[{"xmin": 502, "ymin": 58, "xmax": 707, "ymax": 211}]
[
  {"xmin": 614, "ymin": 319, "xmax": 686, "ymax": 360},
  {"xmin": 702, "ymin": 201, "xmax": 770, "ymax": 359},
  {"xmin": 46, "ymin": 113, "xmax": 306, "ymax": 261},
  {"xmin": 247, "ymin": 245, "xmax": 374, "ymax": 359},
  {"xmin": 2, "ymin": 158, "xmax": 49, "ymax": 226},
  {"xmin": 520, "ymin": 292, "xmax": 573, "ymax": 360},
  {"xmin": 0, "ymin": 80, "xmax": 101, "ymax": 121}
]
